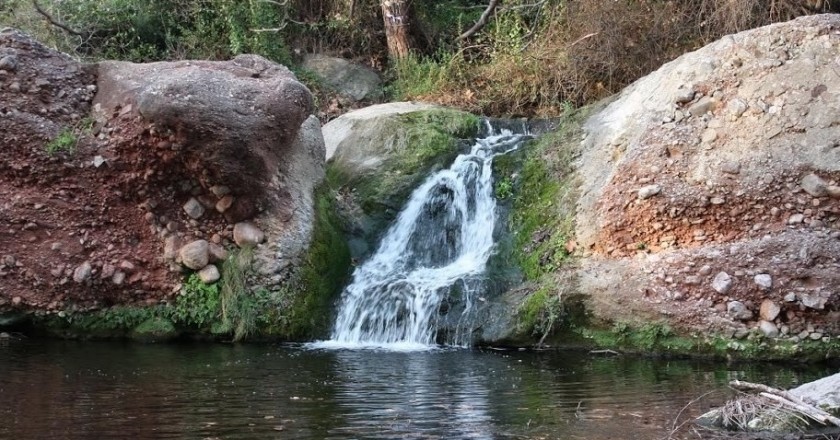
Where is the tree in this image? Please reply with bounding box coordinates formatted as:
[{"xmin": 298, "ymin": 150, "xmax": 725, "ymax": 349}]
[{"xmin": 380, "ymin": 0, "xmax": 412, "ymax": 60}]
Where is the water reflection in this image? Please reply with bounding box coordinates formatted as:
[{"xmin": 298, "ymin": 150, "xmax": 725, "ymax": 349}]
[{"xmin": 0, "ymin": 340, "xmax": 833, "ymax": 440}]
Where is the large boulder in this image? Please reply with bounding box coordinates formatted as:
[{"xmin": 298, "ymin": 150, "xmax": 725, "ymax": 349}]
[
  {"xmin": 0, "ymin": 29, "xmax": 325, "ymax": 330},
  {"xmin": 488, "ymin": 15, "xmax": 840, "ymax": 348},
  {"xmin": 322, "ymin": 102, "xmax": 479, "ymax": 259},
  {"xmin": 302, "ymin": 54, "xmax": 383, "ymax": 102}
]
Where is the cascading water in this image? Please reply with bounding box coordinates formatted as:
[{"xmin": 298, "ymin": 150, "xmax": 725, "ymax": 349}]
[{"xmin": 317, "ymin": 123, "xmax": 529, "ymax": 350}]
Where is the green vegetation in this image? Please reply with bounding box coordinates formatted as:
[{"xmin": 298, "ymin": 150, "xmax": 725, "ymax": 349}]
[{"xmin": 45, "ymin": 127, "xmax": 77, "ymax": 155}]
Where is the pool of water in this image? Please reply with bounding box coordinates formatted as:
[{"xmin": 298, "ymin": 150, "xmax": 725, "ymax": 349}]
[{"xmin": 0, "ymin": 339, "xmax": 833, "ymax": 439}]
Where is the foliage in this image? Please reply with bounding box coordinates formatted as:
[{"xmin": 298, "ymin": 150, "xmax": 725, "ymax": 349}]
[
  {"xmin": 219, "ymin": 247, "xmax": 258, "ymax": 341},
  {"xmin": 45, "ymin": 127, "xmax": 77, "ymax": 156},
  {"xmin": 166, "ymin": 274, "xmax": 220, "ymax": 329},
  {"xmin": 494, "ymin": 176, "xmax": 513, "ymax": 200},
  {"xmin": 516, "ymin": 285, "xmax": 565, "ymax": 344}
]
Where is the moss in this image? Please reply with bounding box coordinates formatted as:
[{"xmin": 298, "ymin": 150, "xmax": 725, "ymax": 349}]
[
  {"xmin": 273, "ymin": 183, "xmax": 352, "ymax": 340},
  {"xmin": 131, "ymin": 316, "xmax": 178, "ymax": 342}
]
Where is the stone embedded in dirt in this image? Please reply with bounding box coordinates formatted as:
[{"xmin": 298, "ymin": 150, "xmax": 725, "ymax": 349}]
[
  {"xmin": 800, "ymin": 173, "xmax": 828, "ymax": 198},
  {"xmin": 800, "ymin": 293, "xmax": 826, "ymax": 310},
  {"xmin": 233, "ymin": 222, "xmax": 265, "ymax": 247},
  {"xmin": 215, "ymin": 195, "xmax": 235, "ymax": 213},
  {"xmin": 112, "ymin": 271, "xmax": 126, "ymax": 285},
  {"xmin": 727, "ymin": 300, "xmax": 753, "ymax": 321},
  {"xmin": 11, "ymin": 296, "xmax": 22, "ymax": 306},
  {"xmin": 637, "ymin": 184, "xmax": 661, "ymax": 200},
  {"xmin": 675, "ymin": 88, "xmax": 695, "ymax": 104},
  {"xmin": 753, "ymin": 274, "xmax": 772, "ymax": 291},
  {"xmin": 712, "ymin": 271, "xmax": 733, "ymax": 293},
  {"xmin": 198, "ymin": 264, "xmax": 220, "ymax": 284},
  {"xmin": 208, "ymin": 243, "xmax": 228, "ymax": 263},
  {"xmin": 827, "ymin": 185, "xmax": 840, "ymax": 199},
  {"xmin": 179, "ymin": 240, "xmax": 210, "ymax": 270},
  {"xmin": 183, "ymin": 197, "xmax": 205, "ymax": 219},
  {"xmin": 163, "ymin": 235, "xmax": 180, "ymax": 260},
  {"xmin": 101, "ymin": 263, "xmax": 115, "ymax": 279},
  {"xmin": 688, "ymin": 96, "xmax": 716, "ymax": 117},
  {"xmin": 701, "ymin": 129, "xmax": 718, "ymax": 144},
  {"xmin": 210, "ymin": 185, "xmax": 230, "ymax": 197},
  {"xmin": 726, "ymin": 98, "xmax": 748, "ymax": 119},
  {"xmin": 784, "ymin": 292, "xmax": 797, "ymax": 302},
  {"xmin": 73, "ymin": 261, "xmax": 92, "ymax": 283},
  {"xmin": 720, "ymin": 161, "xmax": 740, "ymax": 174},
  {"xmin": 758, "ymin": 320, "xmax": 779, "ymax": 338},
  {"xmin": 698, "ymin": 265, "xmax": 712, "ymax": 276},
  {"xmin": 0, "ymin": 55, "xmax": 17, "ymax": 72},
  {"xmin": 787, "ymin": 213, "xmax": 804, "ymax": 224},
  {"xmin": 119, "ymin": 260, "xmax": 135, "ymax": 273},
  {"xmin": 759, "ymin": 299, "xmax": 781, "ymax": 321}
]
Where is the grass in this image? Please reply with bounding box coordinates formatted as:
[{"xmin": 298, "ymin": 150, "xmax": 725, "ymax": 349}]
[
  {"xmin": 219, "ymin": 246, "xmax": 257, "ymax": 341},
  {"xmin": 45, "ymin": 127, "xmax": 78, "ymax": 156}
]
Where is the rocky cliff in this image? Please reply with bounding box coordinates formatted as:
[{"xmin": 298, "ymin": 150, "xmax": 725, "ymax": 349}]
[{"xmin": 0, "ymin": 28, "xmax": 329, "ymax": 339}]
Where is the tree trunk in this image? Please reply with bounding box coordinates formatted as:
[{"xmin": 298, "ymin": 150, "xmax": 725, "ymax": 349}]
[{"xmin": 380, "ymin": 0, "xmax": 412, "ymax": 60}]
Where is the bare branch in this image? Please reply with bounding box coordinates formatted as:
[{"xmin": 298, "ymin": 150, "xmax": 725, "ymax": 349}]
[
  {"xmin": 457, "ymin": 0, "xmax": 501, "ymax": 41},
  {"xmin": 32, "ymin": 0, "xmax": 85, "ymax": 37}
]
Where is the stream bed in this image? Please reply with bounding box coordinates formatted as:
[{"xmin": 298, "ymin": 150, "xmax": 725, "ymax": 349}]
[{"xmin": 0, "ymin": 339, "xmax": 833, "ymax": 439}]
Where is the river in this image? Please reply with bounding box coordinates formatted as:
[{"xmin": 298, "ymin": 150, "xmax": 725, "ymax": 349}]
[{"xmin": 0, "ymin": 339, "xmax": 832, "ymax": 439}]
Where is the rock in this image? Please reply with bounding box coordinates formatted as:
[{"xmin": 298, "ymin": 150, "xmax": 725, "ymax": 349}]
[
  {"xmin": 163, "ymin": 235, "xmax": 180, "ymax": 260},
  {"xmin": 112, "ymin": 271, "xmax": 126, "ymax": 285},
  {"xmin": 210, "ymin": 185, "xmax": 230, "ymax": 197},
  {"xmin": 826, "ymin": 185, "xmax": 840, "ymax": 199},
  {"xmin": 101, "ymin": 263, "xmax": 116, "ymax": 279},
  {"xmin": 183, "ymin": 197, "xmax": 205, "ymax": 219},
  {"xmin": 197, "ymin": 264, "xmax": 220, "ymax": 284},
  {"xmin": 698, "ymin": 265, "xmax": 712, "ymax": 276},
  {"xmin": 712, "ymin": 272, "xmax": 733, "ymax": 294},
  {"xmin": 727, "ymin": 301, "xmax": 752, "ymax": 321},
  {"xmin": 783, "ymin": 292, "xmax": 796, "ymax": 302},
  {"xmin": 73, "ymin": 261, "xmax": 92, "ymax": 283},
  {"xmin": 215, "ymin": 195, "xmax": 234, "ymax": 213},
  {"xmin": 800, "ymin": 173, "xmax": 828, "ymax": 198},
  {"xmin": 688, "ymin": 96, "xmax": 716, "ymax": 117},
  {"xmin": 720, "ymin": 161, "xmax": 740, "ymax": 174},
  {"xmin": 787, "ymin": 213, "xmax": 804, "ymax": 224},
  {"xmin": 759, "ymin": 299, "xmax": 780, "ymax": 321},
  {"xmin": 0, "ymin": 55, "xmax": 17, "ymax": 72},
  {"xmin": 758, "ymin": 320, "xmax": 779, "ymax": 338},
  {"xmin": 233, "ymin": 222, "xmax": 265, "ymax": 247},
  {"xmin": 179, "ymin": 240, "xmax": 210, "ymax": 270},
  {"xmin": 799, "ymin": 293, "xmax": 826, "ymax": 310},
  {"xmin": 637, "ymin": 184, "xmax": 662, "ymax": 200},
  {"xmin": 208, "ymin": 243, "xmax": 228, "ymax": 263},
  {"xmin": 726, "ymin": 98, "xmax": 748, "ymax": 118},
  {"xmin": 11, "ymin": 296, "xmax": 22, "ymax": 306},
  {"xmin": 301, "ymin": 54, "xmax": 383, "ymax": 102},
  {"xmin": 701, "ymin": 128, "xmax": 718, "ymax": 143},
  {"xmin": 753, "ymin": 274, "xmax": 772, "ymax": 291},
  {"xmin": 675, "ymin": 88, "xmax": 695, "ymax": 104}
]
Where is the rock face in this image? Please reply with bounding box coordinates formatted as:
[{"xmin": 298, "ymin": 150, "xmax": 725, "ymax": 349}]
[
  {"xmin": 0, "ymin": 29, "xmax": 324, "ymax": 323},
  {"xmin": 301, "ymin": 54, "xmax": 383, "ymax": 102},
  {"xmin": 322, "ymin": 103, "xmax": 479, "ymax": 260},
  {"xmin": 487, "ymin": 15, "xmax": 840, "ymax": 346}
]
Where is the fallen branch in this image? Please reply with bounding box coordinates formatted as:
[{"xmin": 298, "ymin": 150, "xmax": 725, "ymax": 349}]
[
  {"xmin": 457, "ymin": 0, "xmax": 501, "ymax": 41},
  {"xmin": 730, "ymin": 380, "xmax": 814, "ymax": 406},
  {"xmin": 32, "ymin": 0, "xmax": 85, "ymax": 37},
  {"xmin": 759, "ymin": 393, "xmax": 840, "ymax": 428}
]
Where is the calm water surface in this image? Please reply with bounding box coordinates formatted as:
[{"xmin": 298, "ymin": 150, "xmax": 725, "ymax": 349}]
[{"xmin": 0, "ymin": 339, "xmax": 832, "ymax": 439}]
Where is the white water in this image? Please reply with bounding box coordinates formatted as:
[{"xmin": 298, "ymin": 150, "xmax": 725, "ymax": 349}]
[{"xmin": 311, "ymin": 124, "xmax": 529, "ymax": 350}]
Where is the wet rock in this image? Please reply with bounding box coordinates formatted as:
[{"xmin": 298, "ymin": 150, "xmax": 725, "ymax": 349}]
[
  {"xmin": 183, "ymin": 197, "xmax": 205, "ymax": 219},
  {"xmin": 753, "ymin": 274, "xmax": 772, "ymax": 291},
  {"xmin": 73, "ymin": 261, "xmax": 92, "ymax": 283},
  {"xmin": 759, "ymin": 299, "xmax": 780, "ymax": 321},
  {"xmin": 800, "ymin": 173, "xmax": 828, "ymax": 198},
  {"xmin": 198, "ymin": 264, "xmax": 220, "ymax": 284},
  {"xmin": 727, "ymin": 301, "xmax": 753, "ymax": 321},
  {"xmin": 758, "ymin": 320, "xmax": 779, "ymax": 338},
  {"xmin": 712, "ymin": 271, "xmax": 733, "ymax": 294},
  {"xmin": 179, "ymin": 240, "xmax": 209, "ymax": 270},
  {"xmin": 638, "ymin": 184, "xmax": 661, "ymax": 200},
  {"xmin": 233, "ymin": 222, "xmax": 265, "ymax": 247}
]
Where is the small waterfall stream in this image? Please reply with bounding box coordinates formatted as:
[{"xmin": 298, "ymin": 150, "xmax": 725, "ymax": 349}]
[{"xmin": 315, "ymin": 124, "xmax": 529, "ymax": 350}]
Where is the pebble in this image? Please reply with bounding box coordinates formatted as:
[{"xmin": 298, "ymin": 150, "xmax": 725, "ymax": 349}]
[
  {"xmin": 637, "ymin": 184, "xmax": 662, "ymax": 200},
  {"xmin": 827, "ymin": 185, "xmax": 840, "ymax": 199},
  {"xmin": 698, "ymin": 265, "xmax": 712, "ymax": 276},
  {"xmin": 759, "ymin": 299, "xmax": 780, "ymax": 321},
  {"xmin": 216, "ymin": 195, "xmax": 234, "ymax": 213},
  {"xmin": 800, "ymin": 173, "xmax": 828, "ymax": 198},
  {"xmin": 712, "ymin": 271, "xmax": 733, "ymax": 294},
  {"xmin": 720, "ymin": 161, "xmax": 740, "ymax": 174},
  {"xmin": 758, "ymin": 320, "xmax": 779, "ymax": 338},
  {"xmin": 753, "ymin": 274, "xmax": 772, "ymax": 291},
  {"xmin": 788, "ymin": 213, "xmax": 804, "ymax": 224},
  {"xmin": 112, "ymin": 271, "xmax": 126, "ymax": 285},
  {"xmin": 73, "ymin": 261, "xmax": 92, "ymax": 283},
  {"xmin": 179, "ymin": 240, "xmax": 210, "ymax": 270},
  {"xmin": 198, "ymin": 264, "xmax": 220, "ymax": 284},
  {"xmin": 233, "ymin": 222, "xmax": 266, "ymax": 247},
  {"xmin": 208, "ymin": 243, "xmax": 228, "ymax": 263},
  {"xmin": 727, "ymin": 301, "xmax": 753, "ymax": 321},
  {"xmin": 0, "ymin": 55, "xmax": 18, "ymax": 72},
  {"xmin": 210, "ymin": 185, "xmax": 230, "ymax": 197},
  {"xmin": 688, "ymin": 96, "xmax": 716, "ymax": 116},
  {"xmin": 183, "ymin": 197, "xmax": 205, "ymax": 219},
  {"xmin": 784, "ymin": 292, "xmax": 797, "ymax": 302}
]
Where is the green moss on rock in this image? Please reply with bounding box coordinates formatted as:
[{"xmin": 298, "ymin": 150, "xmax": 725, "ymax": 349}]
[{"xmin": 131, "ymin": 316, "xmax": 178, "ymax": 342}]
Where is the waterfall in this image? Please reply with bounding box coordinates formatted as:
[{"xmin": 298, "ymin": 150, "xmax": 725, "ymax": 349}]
[{"xmin": 315, "ymin": 123, "xmax": 529, "ymax": 350}]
